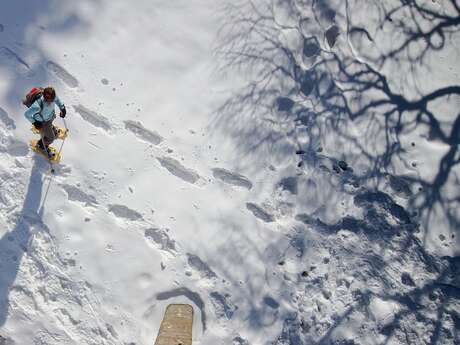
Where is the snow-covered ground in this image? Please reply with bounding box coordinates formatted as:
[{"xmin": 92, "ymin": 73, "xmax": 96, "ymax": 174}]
[{"xmin": 0, "ymin": 0, "xmax": 459, "ymax": 344}]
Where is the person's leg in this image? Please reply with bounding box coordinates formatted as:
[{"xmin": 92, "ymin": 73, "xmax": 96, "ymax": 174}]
[
  {"xmin": 40, "ymin": 120, "xmax": 56, "ymax": 147},
  {"xmin": 36, "ymin": 121, "xmax": 56, "ymax": 159}
]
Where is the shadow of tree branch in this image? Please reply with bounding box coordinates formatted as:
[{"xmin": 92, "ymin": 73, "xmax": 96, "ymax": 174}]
[{"xmin": 213, "ymin": 0, "xmax": 460, "ymax": 343}]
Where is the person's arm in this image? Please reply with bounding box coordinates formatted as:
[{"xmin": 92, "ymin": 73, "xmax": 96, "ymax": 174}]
[
  {"xmin": 54, "ymin": 96, "xmax": 66, "ymax": 117},
  {"xmin": 24, "ymin": 100, "xmax": 42, "ymax": 123}
]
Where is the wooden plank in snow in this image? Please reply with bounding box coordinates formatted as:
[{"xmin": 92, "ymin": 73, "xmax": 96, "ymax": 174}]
[{"xmin": 154, "ymin": 304, "xmax": 193, "ymax": 345}]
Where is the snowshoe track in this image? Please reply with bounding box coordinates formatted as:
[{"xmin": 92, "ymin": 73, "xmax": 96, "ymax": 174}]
[
  {"xmin": 157, "ymin": 156, "xmax": 201, "ymax": 185},
  {"xmin": 46, "ymin": 61, "xmax": 79, "ymax": 88},
  {"xmin": 212, "ymin": 168, "xmax": 252, "ymax": 190},
  {"xmin": 124, "ymin": 120, "xmax": 163, "ymax": 145},
  {"xmin": 73, "ymin": 105, "xmax": 112, "ymax": 132},
  {"xmin": 108, "ymin": 204, "xmax": 144, "ymax": 221}
]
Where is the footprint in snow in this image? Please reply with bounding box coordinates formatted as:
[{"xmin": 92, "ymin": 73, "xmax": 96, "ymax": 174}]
[
  {"xmin": 46, "ymin": 61, "xmax": 79, "ymax": 88},
  {"xmin": 124, "ymin": 120, "xmax": 163, "ymax": 145},
  {"xmin": 212, "ymin": 168, "xmax": 252, "ymax": 190},
  {"xmin": 0, "ymin": 46, "xmax": 30, "ymax": 72},
  {"xmin": 354, "ymin": 191, "xmax": 411, "ymax": 225},
  {"xmin": 246, "ymin": 202, "xmax": 275, "ymax": 223},
  {"xmin": 210, "ymin": 291, "xmax": 237, "ymax": 319},
  {"xmin": 108, "ymin": 204, "xmax": 143, "ymax": 221},
  {"xmin": 276, "ymin": 176, "xmax": 298, "ymax": 195},
  {"xmin": 186, "ymin": 253, "xmax": 217, "ymax": 279},
  {"xmin": 144, "ymin": 228, "xmax": 177, "ymax": 255},
  {"xmin": 73, "ymin": 104, "xmax": 112, "ymax": 132},
  {"xmin": 61, "ymin": 184, "xmax": 98, "ymax": 207},
  {"xmin": 386, "ymin": 174, "xmax": 412, "ymax": 199},
  {"xmin": 157, "ymin": 156, "xmax": 201, "ymax": 185}
]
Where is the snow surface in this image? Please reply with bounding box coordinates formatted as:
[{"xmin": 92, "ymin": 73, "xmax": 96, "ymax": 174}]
[{"xmin": 0, "ymin": 0, "xmax": 459, "ymax": 344}]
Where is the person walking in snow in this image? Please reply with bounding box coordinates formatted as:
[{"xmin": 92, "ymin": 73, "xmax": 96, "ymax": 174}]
[{"xmin": 24, "ymin": 86, "xmax": 67, "ymax": 157}]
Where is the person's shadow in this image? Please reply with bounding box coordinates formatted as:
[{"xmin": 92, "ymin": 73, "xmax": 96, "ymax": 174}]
[{"xmin": 0, "ymin": 157, "xmax": 45, "ymax": 327}]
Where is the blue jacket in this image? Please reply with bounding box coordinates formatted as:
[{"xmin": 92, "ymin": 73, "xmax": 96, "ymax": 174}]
[{"xmin": 24, "ymin": 95, "xmax": 65, "ymax": 123}]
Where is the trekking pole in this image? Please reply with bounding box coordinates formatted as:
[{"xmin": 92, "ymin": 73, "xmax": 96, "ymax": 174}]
[
  {"xmin": 62, "ymin": 117, "xmax": 69, "ymax": 131},
  {"xmin": 55, "ymin": 116, "xmax": 69, "ymax": 162}
]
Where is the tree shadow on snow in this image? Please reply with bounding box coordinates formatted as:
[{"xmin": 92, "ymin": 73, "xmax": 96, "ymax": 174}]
[
  {"xmin": 213, "ymin": 205, "xmax": 459, "ymax": 344},
  {"xmin": 214, "ymin": 0, "xmax": 459, "ymax": 237},
  {"xmin": 214, "ymin": 0, "xmax": 460, "ymax": 343},
  {"xmin": 273, "ymin": 257, "xmax": 459, "ymax": 345}
]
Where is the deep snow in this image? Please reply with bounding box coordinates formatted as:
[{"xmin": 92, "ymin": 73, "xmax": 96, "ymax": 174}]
[{"xmin": 0, "ymin": 1, "xmax": 459, "ymax": 344}]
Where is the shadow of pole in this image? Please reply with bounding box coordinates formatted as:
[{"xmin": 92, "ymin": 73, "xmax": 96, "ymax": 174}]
[{"xmin": 0, "ymin": 157, "xmax": 45, "ymax": 326}]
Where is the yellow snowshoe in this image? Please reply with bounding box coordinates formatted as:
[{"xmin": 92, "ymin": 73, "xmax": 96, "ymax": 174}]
[{"xmin": 29, "ymin": 140, "xmax": 61, "ymax": 163}]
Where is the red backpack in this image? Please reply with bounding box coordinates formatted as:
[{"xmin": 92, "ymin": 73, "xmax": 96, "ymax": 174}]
[{"xmin": 23, "ymin": 87, "xmax": 44, "ymax": 109}]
